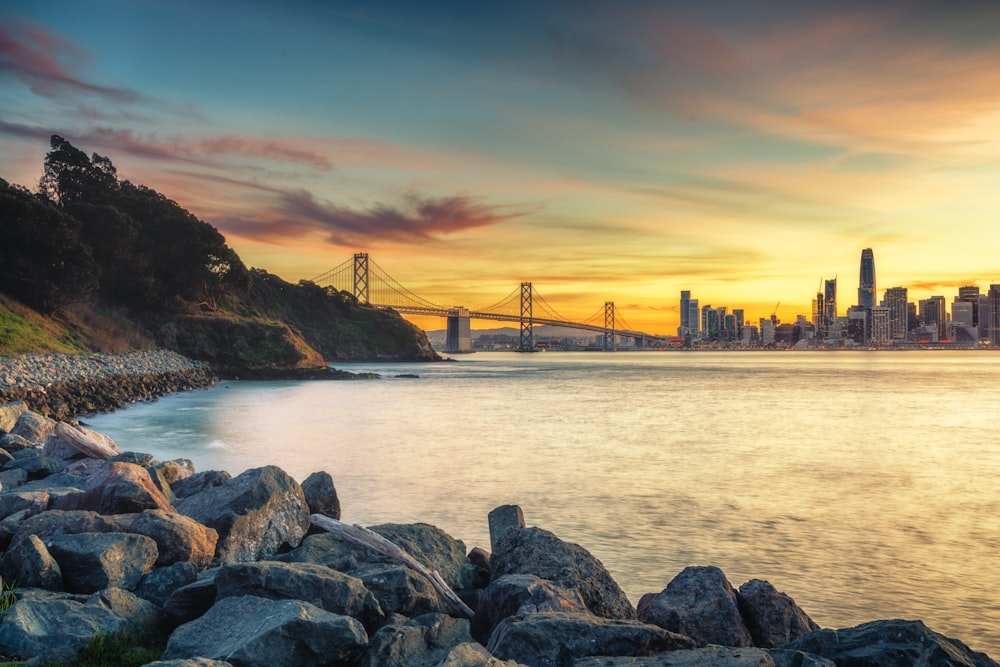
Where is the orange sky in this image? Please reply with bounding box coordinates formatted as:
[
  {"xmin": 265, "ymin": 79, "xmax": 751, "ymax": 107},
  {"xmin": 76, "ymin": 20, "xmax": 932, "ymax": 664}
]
[{"xmin": 3, "ymin": 2, "xmax": 1000, "ymax": 334}]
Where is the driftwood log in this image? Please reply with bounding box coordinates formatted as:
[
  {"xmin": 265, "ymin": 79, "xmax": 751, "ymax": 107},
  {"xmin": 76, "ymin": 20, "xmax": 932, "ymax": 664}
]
[
  {"xmin": 54, "ymin": 422, "xmax": 118, "ymax": 460},
  {"xmin": 310, "ymin": 513, "xmax": 475, "ymax": 619}
]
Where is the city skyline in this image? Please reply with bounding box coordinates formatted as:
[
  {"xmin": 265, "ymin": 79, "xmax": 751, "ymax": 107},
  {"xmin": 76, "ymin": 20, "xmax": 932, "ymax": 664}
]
[{"xmin": 3, "ymin": 2, "xmax": 1000, "ymax": 334}]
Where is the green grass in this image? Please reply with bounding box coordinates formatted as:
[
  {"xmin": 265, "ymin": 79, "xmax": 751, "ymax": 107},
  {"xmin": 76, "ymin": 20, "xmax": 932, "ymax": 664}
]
[{"xmin": 0, "ymin": 303, "xmax": 79, "ymax": 354}]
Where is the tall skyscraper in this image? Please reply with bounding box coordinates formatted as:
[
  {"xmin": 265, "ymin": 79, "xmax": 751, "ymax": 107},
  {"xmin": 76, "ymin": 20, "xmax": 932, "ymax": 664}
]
[
  {"xmin": 688, "ymin": 298, "xmax": 699, "ymax": 336},
  {"xmin": 679, "ymin": 291, "xmax": 691, "ymax": 336},
  {"xmin": 920, "ymin": 296, "xmax": 947, "ymax": 340},
  {"xmin": 857, "ymin": 248, "xmax": 876, "ymax": 310},
  {"xmin": 883, "ymin": 287, "xmax": 908, "ymax": 341},
  {"xmin": 988, "ymin": 285, "xmax": 1000, "ymax": 347},
  {"xmin": 824, "ymin": 278, "xmax": 837, "ymax": 322}
]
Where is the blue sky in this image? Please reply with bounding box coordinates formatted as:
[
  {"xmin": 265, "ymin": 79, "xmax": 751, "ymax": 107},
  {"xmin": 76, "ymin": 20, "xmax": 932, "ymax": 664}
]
[{"xmin": 3, "ymin": 1, "xmax": 1000, "ymax": 332}]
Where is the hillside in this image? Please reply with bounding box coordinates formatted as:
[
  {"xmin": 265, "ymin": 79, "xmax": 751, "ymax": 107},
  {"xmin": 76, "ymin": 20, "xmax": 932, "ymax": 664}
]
[{"xmin": 0, "ymin": 136, "xmax": 438, "ymax": 371}]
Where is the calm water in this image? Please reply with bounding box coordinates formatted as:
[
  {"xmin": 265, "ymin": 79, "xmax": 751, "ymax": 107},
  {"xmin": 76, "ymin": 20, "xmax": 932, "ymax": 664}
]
[{"xmin": 86, "ymin": 351, "xmax": 1000, "ymax": 655}]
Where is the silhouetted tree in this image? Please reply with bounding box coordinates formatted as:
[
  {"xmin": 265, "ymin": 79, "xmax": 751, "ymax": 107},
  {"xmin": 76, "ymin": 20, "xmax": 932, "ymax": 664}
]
[
  {"xmin": 39, "ymin": 135, "xmax": 119, "ymax": 205},
  {"xmin": 0, "ymin": 178, "xmax": 99, "ymax": 311}
]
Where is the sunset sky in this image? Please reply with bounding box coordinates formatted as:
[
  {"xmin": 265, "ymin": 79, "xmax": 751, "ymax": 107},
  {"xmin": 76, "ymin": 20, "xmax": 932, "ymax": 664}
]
[{"xmin": 3, "ymin": 1, "xmax": 1000, "ymax": 334}]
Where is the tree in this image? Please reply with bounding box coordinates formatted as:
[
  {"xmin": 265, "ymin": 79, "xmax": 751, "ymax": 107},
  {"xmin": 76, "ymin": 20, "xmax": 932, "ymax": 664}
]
[
  {"xmin": 0, "ymin": 178, "xmax": 99, "ymax": 311},
  {"xmin": 39, "ymin": 135, "xmax": 118, "ymax": 205}
]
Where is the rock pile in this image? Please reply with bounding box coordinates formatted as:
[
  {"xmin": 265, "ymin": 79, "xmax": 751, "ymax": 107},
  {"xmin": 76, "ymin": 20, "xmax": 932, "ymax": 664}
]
[
  {"xmin": 0, "ymin": 351, "xmax": 215, "ymax": 420},
  {"xmin": 0, "ymin": 402, "xmax": 996, "ymax": 666}
]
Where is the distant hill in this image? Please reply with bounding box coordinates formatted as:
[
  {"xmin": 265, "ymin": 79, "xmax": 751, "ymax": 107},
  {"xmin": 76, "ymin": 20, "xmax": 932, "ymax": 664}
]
[{"xmin": 0, "ymin": 136, "xmax": 438, "ymax": 371}]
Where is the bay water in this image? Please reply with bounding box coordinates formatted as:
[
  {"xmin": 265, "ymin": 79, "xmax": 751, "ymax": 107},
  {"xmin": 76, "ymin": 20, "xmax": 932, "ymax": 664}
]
[{"xmin": 85, "ymin": 351, "xmax": 1000, "ymax": 654}]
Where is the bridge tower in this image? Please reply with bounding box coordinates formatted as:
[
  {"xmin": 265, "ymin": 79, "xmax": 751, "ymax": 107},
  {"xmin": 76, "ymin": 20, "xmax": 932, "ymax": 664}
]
[
  {"xmin": 353, "ymin": 253, "xmax": 369, "ymax": 303},
  {"xmin": 445, "ymin": 307, "xmax": 473, "ymax": 353},
  {"xmin": 519, "ymin": 282, "xmax": 534, "ymax": 352},
  {"xmin": 604, "ymin": 301, "xmax": 617, "ymax": 351}
]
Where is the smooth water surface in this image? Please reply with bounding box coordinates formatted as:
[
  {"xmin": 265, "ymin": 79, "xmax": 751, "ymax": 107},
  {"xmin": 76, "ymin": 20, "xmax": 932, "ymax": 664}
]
[{"xmin": 86, "ymin": 351, "xmax": 1000, "ymax": 654}]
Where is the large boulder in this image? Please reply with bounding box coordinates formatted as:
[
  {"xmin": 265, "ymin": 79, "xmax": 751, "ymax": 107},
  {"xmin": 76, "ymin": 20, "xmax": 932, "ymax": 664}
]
[
  {"xmin": 1, "ymin": 454, "xmax": 61, "ymax": 481},
  {"xmin": 373, "ymin": 522, "xmax": 477, "ymax": 593},
  {"xmin": 281, "ymin": 531, "xmax": 371, "ymax": 571},
  {"xmin": 0, "ymin": 533, "xmax": 63, "ymax": 590},
  {"xmin": 214, "ymin": 561, "xmax": 385, "ymax": 632},
  {"xmin": 45, "ymin": 531, "xmax": 158, "ymax": 593},
  {"xmin": 357, "ymin": 612, "xmax": 476, "ymax": 667},
  {"xmin": 300, "ymin": 470, "xmax": 340, "ymax": 519},
  {"xmin": 486, "ymin": 611, "xmax": 696, "ymax": 666},
  {"xmin": 0, "ymin": 401, "xmax": 28, "ymax": 432},
  {"xmin": 350, "ymin": 562, "xmax": 447, "ymax": 617},
  {"xmin": 144, "ymin": 661, "xmax": 234, "ymax": 667},
  {"xmin": 161, "ymin": 595, "xmax": 368, "ymax": 666},
  {"xmin": 51, "ymin": 461, "xmax": 174, "ymax": 514},
  {"xmin": 111, "ymin": 509, "xmax": 218, "ymax": 568},
  {"xmin": 172, "ymin": 469, "xmax": 231, "ymax": 499},
  {"xmin": 737, "ymin": 578, "xmax": 818, "ymax": 648},
  {"xmin": 490, "ymin": 526, "xmax": 635, "ymax": 620},
  {"xmin": 471, "ymin": 573, "xmax": 589, "ymax": 642},
  {"xmin": 162, "ymin": 569, "xmax": 220, "ymax": 629},
  {"xmin": 135, "ymin": 562, "xmax": 200, "ymax": 607},
  {"xmin": 783, "ymin": 619, "xmax": 1000, "ymax": 667},
  {"xmin": 175, "ymin": 465, "xmax": 309, "ymax": 562},
  {"xmin": 637, "ymin": 566, "xmax": 754, "ymax": 648},
  {"xmin": 0, "ymin": 588, "xmax": 151, "ymax": 664},
  {"xmin": 86, "ymin": 587, "xmax": 161, "ymax": 634},
  {"xmin": 2, "ymin": 509, "xmax": 115, "ymax": 550},
  {"xmin": 9, "ymin": 410, "xmax": 56, "ymax": 443},
  {"xmin": 0, "ymin": 489, "xmax": 50, "ymax": 520}
]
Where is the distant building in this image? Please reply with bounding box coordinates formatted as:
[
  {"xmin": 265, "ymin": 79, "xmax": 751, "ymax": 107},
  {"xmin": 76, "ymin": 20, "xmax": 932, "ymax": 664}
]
[
  {"xmin": 920, "ymin": 296, "xmax": 947, "ymax": 341},
  {"xmin": 988, "ymin": 285, "xmax": 1000, "ymax": 347},
  {"xmin": 883, "ymin": 287, "xmax": 908, "ymax": 342},
  {"xmin": 858, "ymin": 248, "xmax": 876, "ymax": 311},
  {"xmin": 825, "ymin": 278, "xmax": 838, "ymax": 323},
  {"xmin": 679, "ymin": 291, "xmax": 692, "ymax": 336},
  {"xmin": 957, "ymin": 285, "xmax": 981, "ymax": 326},
  {"xmin": 952, "ymin": 300, "xmax": 973, "ymax": 328},
  {"xmin": 759, "ymin": 317, "xmax": 775, "ymax": 345},
  {"xmin": 871, "ymin": 306, "xmax": 891, "ymax": 344},
  {"xmin": 847, "ymin": 306, "xmax": 867, "ymax": 345},
  {"xmin": 688, "ymin": 298, "xmax": 700, "ymax": 336}
]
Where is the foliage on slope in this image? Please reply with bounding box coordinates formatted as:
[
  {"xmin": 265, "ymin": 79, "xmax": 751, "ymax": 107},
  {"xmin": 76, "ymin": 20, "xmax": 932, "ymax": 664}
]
[{"xmin": 0, "ymin": 137, "xmax": 438, "ymax": 366}]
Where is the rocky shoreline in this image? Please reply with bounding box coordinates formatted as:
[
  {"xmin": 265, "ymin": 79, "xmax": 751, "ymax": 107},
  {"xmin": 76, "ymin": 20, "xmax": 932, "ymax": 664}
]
[
  {"xmin": 0, "ymin": 403, "xmax": 995, "ymax": 666},
  {"xmin": 0, "ymin": 351, "xmax": 215, "ymax": 421}
]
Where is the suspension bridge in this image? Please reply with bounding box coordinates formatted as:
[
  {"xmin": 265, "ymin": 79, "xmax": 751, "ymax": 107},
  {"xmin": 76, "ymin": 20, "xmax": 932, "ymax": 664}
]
[{"xmin": 311, "ymin": 253, "xmax": 665, "ymax": 353}]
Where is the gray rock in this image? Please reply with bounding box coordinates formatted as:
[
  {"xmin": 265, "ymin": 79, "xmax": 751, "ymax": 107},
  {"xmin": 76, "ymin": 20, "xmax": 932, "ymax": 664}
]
[
  {"xmin": 737, "ymin": 579, "xmax": 818, "ymax": 648},
  {"xmin": 574, "ymin": 646, "xmax": 785, "ymax": 666},
  {"xmin": 471, "ymin": 573, "xmax": 589, "ymax": 643},
  {"xmin": 112, "ymin": 508, "xmax": 218, "ymax": 567},
  {"xmin": 768, "ymin": 650, "xmax": 837, "ymax": 667},
  {"xmin": 10, "ymin": 410, "xmax": 56, "ymax": 443},
  {"xmin": 0, "ymin": 591, "xmax": 139, "ymax": 663},
  {"xmin": 135, "ymin": 561, "xmax": 200, "ymax": 607},
  {"xmin": 0, "ymin": 533, "xmax": 63, "ymax": 590},
  {"xmin": 351, "ymin": 562, "xmax": 447, "ymax": 617},
  {"xmin": 490, "ymin": 526, "xmax": 635, "ymax": 620},
  {"xmin": 301, "ymin": 470, "xmax": 340, "ymax": 519},
  {"xmin": 3, "ymin": 509, "xmax": 116, "ymax": 551},
  {"xmin": 215, "ymin": 561, "xmax": 385, "ymax": 632},
  {"xmin": 0, "ymin": 401, "xmax": 28, "ymax": 432},
  {"xmin": 637, "ymin": 566, "xmax": 754, "ymax": 648},
  {"xmin": 1, "ymin": 454, "xmax": 61, "ymax": 480},
  {"xmin": 0, "ymin": 467, "xmax": 27, "ymax": 489},
  {"xmin": 45, "ymin": 531, "xmax": 158, "ymax": 593},
  {"xmin": 86, "ymin": 586, "xmax": 161, "ymax": 634},
  {"xmin": 151, "ymin": 458, "xmax": 196, "ymax": 486},
  {"xmin": 172, "ymin": 469, "xmax": 231, "ymax": 499},
  {"xmin": 439, "ymin": 643, "xmax": 529, "ymax": 667},
  {"xmin": 373, "ymin": 522, "xmax": 477, "ymax": 593},
  {"xmin": 281, "ymin": 531, "xmax": 374, "ymax": 572},
  {"xmin": 486, "ymin": 611, "xmax": 696, "ymax": 666},
  {"xmin": 488, "ymin": 505, "xmax": 525, "ymax": 552},
  {"xmin": 0, "ymin": 432, "xmax": 33, "ymax": 453},
  {"xmin": 357, "ymin": 612, "xmax": 476, "ymax": 667},
  {"xmin": 0, "ymin": 489, "xmax": 50, "ymax": 520},
  {"xmin": 51, "ymin": 461, "xmax": 174, "ymax": 514},
  {"xmin": 783, "ymin": 619, "xmax": 1000, "ymax": 667},
  {"xmin": 0, "ymin": 447, "xmax": 12, "ymax": 465},
  {"xmin": 162, "ymin": 595, "xmax": 368, "ymax": 666},
  {"xmin": 110, "ymin": 451, "xmax": 155, "ymax": 466},
  {"xmin": 175, "ymin": 465, "xmax": 309, "ymax": 562},
  {"xmin": 162, "ymin": 569, "xmax": 219, "ymax": 629},
  {"xmin": 146, "ymin": 463, "xmax": 179, "ymax": 503}
]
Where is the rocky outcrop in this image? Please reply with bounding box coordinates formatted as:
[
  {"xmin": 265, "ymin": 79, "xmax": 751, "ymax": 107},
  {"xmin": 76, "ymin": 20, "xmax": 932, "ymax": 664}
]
[
  {"xmin": 638, "ymin": 566, "xmax": 755, "ymax": 648},
  {"xmin": 490, "ymin": 526, "xmax": 636, "ymax": 621},
  {"xmin": 0, "ymin": 406, "xmax": 995, "ymax": 667},
  {"xmin": 174, "ymin": 465, "xmax": 309, "ymax": 562},
  {"xmin": 783, "ymin": 619, "xmax": 1000, "ymax": 667}
]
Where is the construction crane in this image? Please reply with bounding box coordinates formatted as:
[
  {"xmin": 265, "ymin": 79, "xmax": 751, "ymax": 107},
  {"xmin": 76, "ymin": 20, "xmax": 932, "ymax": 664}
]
[{"xmin": 771, "ymin": 301, "xmax": 780, "ymax": 326}]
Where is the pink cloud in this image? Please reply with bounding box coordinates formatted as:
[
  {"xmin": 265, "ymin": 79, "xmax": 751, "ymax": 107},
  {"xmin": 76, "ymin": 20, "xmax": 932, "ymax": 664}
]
[{"xmin": 0, "ymin": 22, "xmax": 139, "ymax": 103}]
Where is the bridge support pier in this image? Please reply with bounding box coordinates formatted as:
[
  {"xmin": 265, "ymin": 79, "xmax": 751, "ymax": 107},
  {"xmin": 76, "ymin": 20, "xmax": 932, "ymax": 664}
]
[
  {"xmin": 445, "ymin": 308, "xmax": 473, "ymax": 353},
  {"xmin": 519, "ymin": 282, "xmax": 534, "ymax": 352},
  {"xmin": 353, "ymin": 253, "xmax": 369, "ymax": 303}
]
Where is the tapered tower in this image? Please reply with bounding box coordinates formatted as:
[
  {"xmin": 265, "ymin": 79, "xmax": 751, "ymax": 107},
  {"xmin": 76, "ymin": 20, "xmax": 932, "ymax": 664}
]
[{"xmin": 858, "ymin": 248, "xmax": 876, "ymax": 310}]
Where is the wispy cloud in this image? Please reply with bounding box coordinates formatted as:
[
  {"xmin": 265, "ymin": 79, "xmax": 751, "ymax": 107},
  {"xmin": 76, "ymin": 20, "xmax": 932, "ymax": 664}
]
[{"xmin": 0, "ymin": 21, "xmax": 141, "ymax": 104}]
